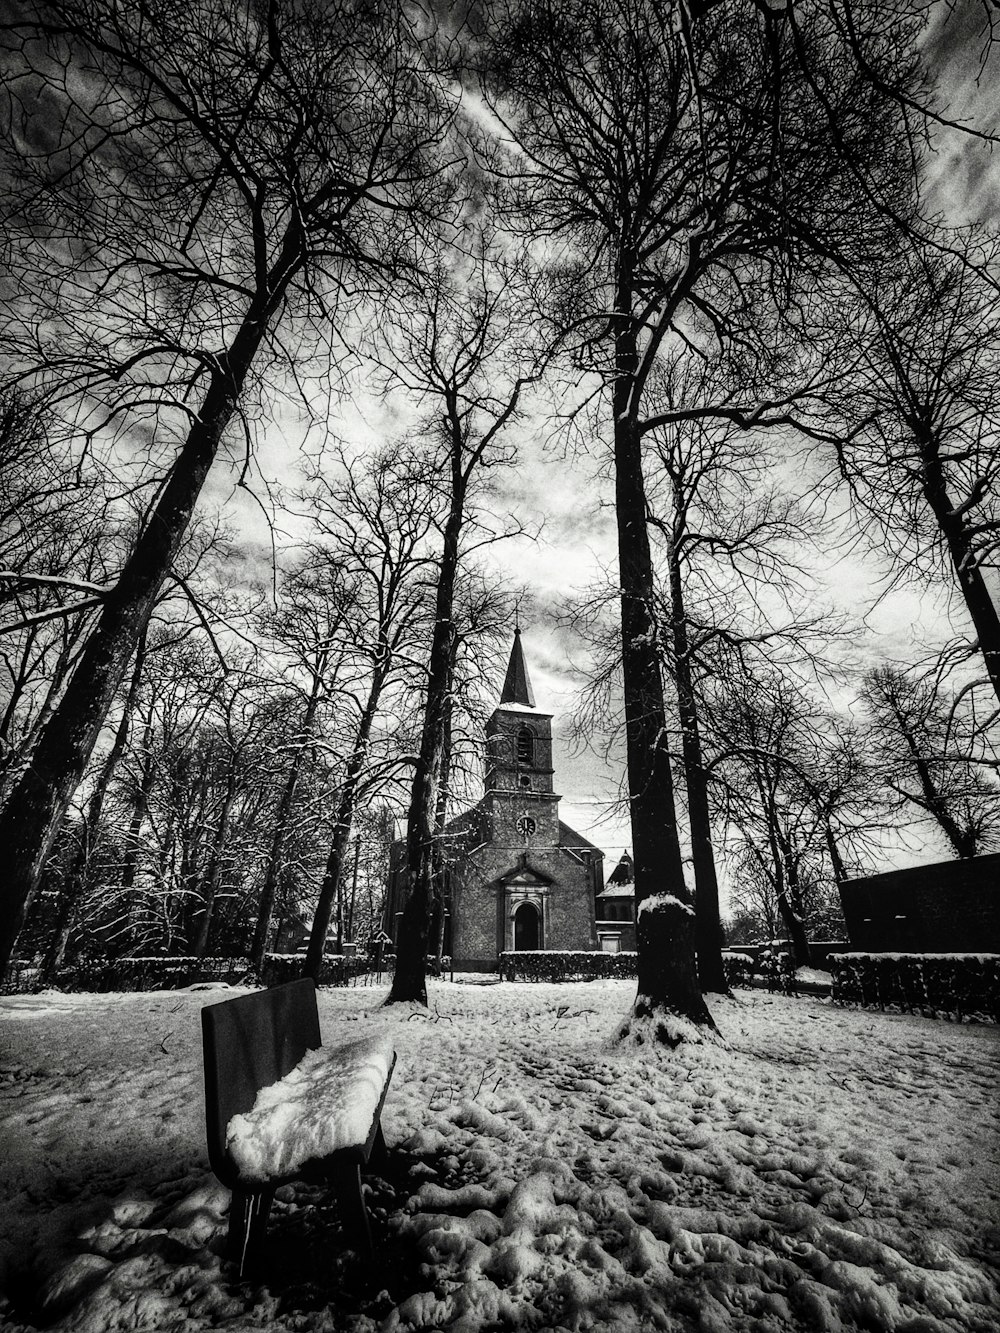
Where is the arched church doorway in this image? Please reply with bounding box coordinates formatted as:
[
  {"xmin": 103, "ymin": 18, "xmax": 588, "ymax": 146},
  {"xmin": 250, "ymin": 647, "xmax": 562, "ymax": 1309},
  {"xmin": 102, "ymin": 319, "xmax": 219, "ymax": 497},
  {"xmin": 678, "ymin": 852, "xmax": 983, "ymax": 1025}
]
[{"xmin": 513, "ymin": 901, "xmax": 540, "ymax": 951}]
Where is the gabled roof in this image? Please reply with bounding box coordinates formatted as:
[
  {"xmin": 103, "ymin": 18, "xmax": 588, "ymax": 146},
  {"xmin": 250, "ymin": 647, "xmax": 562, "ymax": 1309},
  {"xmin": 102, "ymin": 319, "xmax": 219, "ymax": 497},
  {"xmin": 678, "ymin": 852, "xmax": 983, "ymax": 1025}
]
[
  {"xmin": 596, "ymin": 884, "xmax": 634, "ymax": 900},
  {"xmin": 498, "ymin": 859, "xmax": 555, "ymax": 886},
  {"xmin": 558, "ymin": 819, "xmax": 603, "ymax": 855},
  {"xmin": 399, "ymin": 804, "xmax": 604, "ymax": 864},
  {"xmin": 500, "ymin": 628, "xmax": 536, "ymax": 707}
]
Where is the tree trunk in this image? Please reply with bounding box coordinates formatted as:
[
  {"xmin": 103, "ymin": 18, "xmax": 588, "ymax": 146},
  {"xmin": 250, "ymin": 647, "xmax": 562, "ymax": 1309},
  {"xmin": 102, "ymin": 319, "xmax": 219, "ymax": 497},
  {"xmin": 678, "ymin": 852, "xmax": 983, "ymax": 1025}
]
[
  {"xmin": 118, "ymin": 729, "xmax": 157, "ymax": 926},
  {"xmin": 825, "ymin": 822, "xmax": 849, "ymax": 884},
  {"xmin": 891, "ymin": 690, "xmax": 977, "ymax": 857},
  {"xmin": 348, "ymin": 836, "xmax": 361, "ymax": 942},
  {"xmin": 40, "ymin": 630, "xmax": 148, "ymax": 980},
  {"xmin": 335, "ymin": 878, "xmax": 345, "ymax": 953},
  {"xmin": 0, "ymin": 222, "xmax": 304, "ymax": 984},
  {"xmin": 387, "ymin": 481, "xmax": 464, "ymax": 1006},
  {"xmin": 775, "ymin": 889, "xmax": 811, "ymax": 967},
  {"xmin": 303, "ymin": 670, "xmax": 386, "ymax": 981},
  {"xmin": 611, "ymin": 307, "xmax": 715, "ymax": 1039},
  {"xmin": 303, "ymin": 790, "xmax": 354, "ymax": 982},
  {"xmin": 919, "ymin": 427, "xmax": 1000, "ymax": 710},
  {"xmin": 191, "ymin": 769, "xmax": 238, "ymax": 959},
  {"xmin": 249, "ymin": 681, "xmax": 321, "ymax": 973},
  {"xmin": 666, "ymin": 523, "xmax": 728, "ymax": 995}
]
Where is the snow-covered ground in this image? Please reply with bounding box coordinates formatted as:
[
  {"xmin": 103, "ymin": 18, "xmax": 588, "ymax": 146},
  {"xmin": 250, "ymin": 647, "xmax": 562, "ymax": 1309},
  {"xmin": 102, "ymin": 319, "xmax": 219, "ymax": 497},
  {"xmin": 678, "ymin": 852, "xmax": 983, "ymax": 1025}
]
[{"xmin": 1, "ymin": 979, "xmax": 998, "ymax": 1332}]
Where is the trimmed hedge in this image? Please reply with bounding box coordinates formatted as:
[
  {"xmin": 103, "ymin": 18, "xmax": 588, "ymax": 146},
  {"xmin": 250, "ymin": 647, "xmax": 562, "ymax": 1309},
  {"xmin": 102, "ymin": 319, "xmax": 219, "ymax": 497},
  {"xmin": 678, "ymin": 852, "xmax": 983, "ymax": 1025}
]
[
  {"xmin": 721, "ymin": 952, "xmax": 756, "ymax": 987},
  {"xmin": 48, "ymin": 956, "xmax": 250, "ymax": 992},
  {"xmin": 498, "ymin": 950, "xmax": 638, "ymax": 983},
  {"xmin": 9, "ymin": 952, "xmax": 384, "ymax": 994},
  {"xmin": 259, "ymin": 953, "xmax": 379, "ymax": 988},
  {"xmin": 830, "ymin": 952, "xmax": 1000, "ymax": 1023}
]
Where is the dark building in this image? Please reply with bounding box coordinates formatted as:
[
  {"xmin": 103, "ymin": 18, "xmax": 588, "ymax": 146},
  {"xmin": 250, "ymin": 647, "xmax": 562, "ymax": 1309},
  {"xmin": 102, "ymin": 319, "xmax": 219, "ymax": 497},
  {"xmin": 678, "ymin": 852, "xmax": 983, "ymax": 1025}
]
[
  {"xmin": 595, "ymin": 850, "xmax": 637, "ymax": 952},
  {"xmin": 839, "ymin": 853, "xmax": 1000, "ymax": 953},
  {"xmin": 386, "ymin": 630, "xmax": 604, "ymax": 970}
]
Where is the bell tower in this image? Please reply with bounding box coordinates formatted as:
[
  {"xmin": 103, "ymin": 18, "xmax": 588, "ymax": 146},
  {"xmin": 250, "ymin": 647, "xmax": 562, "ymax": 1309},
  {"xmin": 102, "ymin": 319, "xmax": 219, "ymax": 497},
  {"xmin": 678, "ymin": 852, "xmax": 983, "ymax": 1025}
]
[{"xmin": 484, "ymin": 629, "xmax": 559, "ymax": 844}]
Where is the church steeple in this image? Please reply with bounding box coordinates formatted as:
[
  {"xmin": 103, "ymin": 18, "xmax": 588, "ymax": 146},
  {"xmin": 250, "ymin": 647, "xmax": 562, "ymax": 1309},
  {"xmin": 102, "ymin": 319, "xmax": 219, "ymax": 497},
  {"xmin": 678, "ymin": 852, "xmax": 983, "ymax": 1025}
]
[
  {"xmin": 499, "ymin": 628, "xmax": 535, "ymax": 707},
  {"xmin": 485, "ymin": 630, "xmax": 555, "ymax": 821}
]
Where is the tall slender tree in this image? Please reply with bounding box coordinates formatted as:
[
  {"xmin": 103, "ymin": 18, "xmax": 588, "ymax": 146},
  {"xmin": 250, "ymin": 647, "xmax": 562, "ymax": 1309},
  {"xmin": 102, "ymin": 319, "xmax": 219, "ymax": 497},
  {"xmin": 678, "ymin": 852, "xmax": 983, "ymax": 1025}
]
[
  {"xmin": 482, "ymin": 0, "xmax": 911, "ymax": 1039},
  {"xmin": 386, "ymin": 251, "xmax": 539, "ymax": 1005},
  {"xmin": 249, "ymin": 559, "xmax": 356, "ymax": 973},
  {"xmin": 301, "ymin": 450, "xmax": 438, "ymax": 981}
]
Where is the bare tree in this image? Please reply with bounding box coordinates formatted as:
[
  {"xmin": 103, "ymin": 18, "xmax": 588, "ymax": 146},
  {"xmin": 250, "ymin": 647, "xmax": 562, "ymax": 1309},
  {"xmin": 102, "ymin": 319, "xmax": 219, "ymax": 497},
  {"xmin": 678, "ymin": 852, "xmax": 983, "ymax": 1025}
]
[
  {"xmin": 711, "ymin": 670, "xmax": 891, "ymax": 964},
  {"xmin": 481, "ymin": 0, "xmax": 918, "ymax": 1039},
  {"xmin": 844, "ymin": 246, "xmax": 1000, "ymax": 709},
  {"xmin": 861, "ymin": 664, "xmax": 1000, "ymax": 858},
  {"xmin": 385, "ymin": 250, "xmax": 539, "ymax": 1006},
  {"xmin": 38, "ymin": 626, "xmax": 149, "ymax": 979},
  {"xmin": 0, "ymin": 394, "xmax": 114, "ymax": 798},
  {"xmin": 249, "ymin": 556, "xmax": 358, "ymax": 972},
  {"xmin": 0, "ymin": 0, "xmax": 450, "ymax": 979},
  {"xmin": 299, "ymin": 448, "xmax": 440, "ymax": 981},
  {"xmin": 713, "ymin": 677, "xmax": 829, "ymax": 966},
  {"xmin": 644, "ymin": 354, "xmax": 824, "ymax": 993}
]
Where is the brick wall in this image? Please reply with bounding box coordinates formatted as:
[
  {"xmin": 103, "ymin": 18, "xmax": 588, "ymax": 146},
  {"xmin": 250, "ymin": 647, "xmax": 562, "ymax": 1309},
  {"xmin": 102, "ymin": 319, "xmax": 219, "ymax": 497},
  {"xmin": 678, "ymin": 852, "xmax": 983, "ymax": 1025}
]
[{"xmin": 839, "ymin": 854, "xmax": 1000, "ymax": 953}]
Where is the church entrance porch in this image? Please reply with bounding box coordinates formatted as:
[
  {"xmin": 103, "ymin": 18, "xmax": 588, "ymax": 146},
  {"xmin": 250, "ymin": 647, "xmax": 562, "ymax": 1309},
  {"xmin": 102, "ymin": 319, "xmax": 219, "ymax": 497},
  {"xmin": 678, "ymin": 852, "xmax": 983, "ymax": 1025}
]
[{"xmin": 513, "ymin": 901, "xmax": 540, "ymax": 951}]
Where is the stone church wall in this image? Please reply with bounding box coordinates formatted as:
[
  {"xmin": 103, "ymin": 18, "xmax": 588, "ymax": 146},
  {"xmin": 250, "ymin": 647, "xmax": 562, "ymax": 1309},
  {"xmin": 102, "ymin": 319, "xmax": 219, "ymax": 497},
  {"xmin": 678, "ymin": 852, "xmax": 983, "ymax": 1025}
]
[{"xmin": 450, "ymin": 843, "xmax": 599, "ymax": 970}]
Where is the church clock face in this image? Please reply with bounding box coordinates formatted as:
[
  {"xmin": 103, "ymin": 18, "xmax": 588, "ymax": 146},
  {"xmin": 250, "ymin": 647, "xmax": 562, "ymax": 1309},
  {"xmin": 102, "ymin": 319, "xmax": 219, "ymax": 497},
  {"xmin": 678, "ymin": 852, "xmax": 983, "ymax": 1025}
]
[{"xmin": 516, "ymin": 815, "xmax": 537, "ymax": 840}]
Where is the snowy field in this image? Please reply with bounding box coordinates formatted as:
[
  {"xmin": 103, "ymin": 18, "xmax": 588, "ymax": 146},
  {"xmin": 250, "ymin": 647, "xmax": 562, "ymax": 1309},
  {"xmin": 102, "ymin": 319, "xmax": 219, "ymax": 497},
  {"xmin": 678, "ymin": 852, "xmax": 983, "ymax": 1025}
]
[{"xmin": 1, "ymin": 979, "xmax": 998, "ymax": 1333}]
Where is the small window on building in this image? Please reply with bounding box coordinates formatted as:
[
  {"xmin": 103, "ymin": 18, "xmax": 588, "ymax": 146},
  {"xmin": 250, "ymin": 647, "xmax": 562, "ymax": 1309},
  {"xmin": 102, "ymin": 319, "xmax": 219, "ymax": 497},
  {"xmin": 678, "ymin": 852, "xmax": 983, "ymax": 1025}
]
[
  {"xmin": 516, "ymin": 726, "xmax": 534, "ymax": 764},
  {"xmin": 599, "ymin": 934, "xmax": 621, "ymax": 953},
  {"xmin": 519, "ymin": 776, "xmax": 531, "ymax": 789}
]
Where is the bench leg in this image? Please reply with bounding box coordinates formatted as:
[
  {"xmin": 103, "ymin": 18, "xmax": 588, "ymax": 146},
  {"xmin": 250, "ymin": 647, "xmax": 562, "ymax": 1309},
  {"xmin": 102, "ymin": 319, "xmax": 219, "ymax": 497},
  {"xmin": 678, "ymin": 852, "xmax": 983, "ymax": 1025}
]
[
  {"xmin": 368, "ymin": 1119, "xmax": 389, "ymax": 1174},
  {"xmin": 228, "ymin": 1186, "xmax": 274, "ymax": 1278},
  {"xmin": 330, "ymin": 1160, "xmax": 372, "ymax": 1255}
]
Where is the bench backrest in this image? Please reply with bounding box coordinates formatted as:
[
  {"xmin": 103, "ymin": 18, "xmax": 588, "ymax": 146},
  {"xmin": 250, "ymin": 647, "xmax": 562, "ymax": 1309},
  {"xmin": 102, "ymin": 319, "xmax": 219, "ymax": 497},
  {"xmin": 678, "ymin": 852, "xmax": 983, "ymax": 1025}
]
[{"xmin": 202, "ymin": 978, "xmax": 322, "ymax": 1189}]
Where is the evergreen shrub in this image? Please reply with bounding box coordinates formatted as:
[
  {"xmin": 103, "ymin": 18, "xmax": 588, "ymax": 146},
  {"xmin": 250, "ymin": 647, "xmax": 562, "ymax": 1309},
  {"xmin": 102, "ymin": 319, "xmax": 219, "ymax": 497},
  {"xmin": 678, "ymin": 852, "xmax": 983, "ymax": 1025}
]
[{"xmin": 830, "ymin": 952, "xmax": 1000, "ymax": 1023}]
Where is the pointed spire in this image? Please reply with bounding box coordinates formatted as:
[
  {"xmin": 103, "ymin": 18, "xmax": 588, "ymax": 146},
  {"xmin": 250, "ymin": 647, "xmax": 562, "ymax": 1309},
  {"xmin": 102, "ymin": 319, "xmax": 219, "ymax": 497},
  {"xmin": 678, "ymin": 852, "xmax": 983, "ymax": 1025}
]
[{"xmin": 499, "ymin": 628, "xmax": 536, "ymax": 707}]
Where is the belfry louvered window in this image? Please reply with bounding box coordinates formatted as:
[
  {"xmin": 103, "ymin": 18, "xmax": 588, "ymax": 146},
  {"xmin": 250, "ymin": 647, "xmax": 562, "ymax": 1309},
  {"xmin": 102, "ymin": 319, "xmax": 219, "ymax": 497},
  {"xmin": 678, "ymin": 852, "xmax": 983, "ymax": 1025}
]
[{"xmin": 517, "ymin": 726, "xmax": 533, "ymax": 764}]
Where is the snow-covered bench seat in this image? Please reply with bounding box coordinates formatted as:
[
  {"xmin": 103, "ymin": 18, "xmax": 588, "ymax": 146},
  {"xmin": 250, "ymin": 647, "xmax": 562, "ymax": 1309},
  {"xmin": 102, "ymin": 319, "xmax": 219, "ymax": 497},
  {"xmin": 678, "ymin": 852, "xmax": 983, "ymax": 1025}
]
[{"xmin": 201, "ymin": 978, "xmax": 395, "ymax": 1276}]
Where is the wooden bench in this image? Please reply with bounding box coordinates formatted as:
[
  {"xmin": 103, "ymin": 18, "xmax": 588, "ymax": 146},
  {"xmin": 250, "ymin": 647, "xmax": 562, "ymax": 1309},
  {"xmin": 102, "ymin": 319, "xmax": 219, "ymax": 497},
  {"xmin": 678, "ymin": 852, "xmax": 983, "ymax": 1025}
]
[{"xmin": 202, "ymin": 978, "xmax": 395, "ymax": 1277}]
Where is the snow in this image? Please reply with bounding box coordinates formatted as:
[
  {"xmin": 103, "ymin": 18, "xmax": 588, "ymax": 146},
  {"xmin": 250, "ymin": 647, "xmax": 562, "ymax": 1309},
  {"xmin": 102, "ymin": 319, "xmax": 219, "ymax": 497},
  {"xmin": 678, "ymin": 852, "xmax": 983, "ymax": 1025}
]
[
  {"xmin": 2, "ymin": 981, "xmax": 999, "ymax": 1332},
  {"xmin": 795, "ymin": 966, "xmax": 833, "ymax": 986},
  {"xmin": 637, "ymin": 893, "xmax": 695, "ymax": 916},
  {"xmin": 226, "ymin": 1035, "xmax": 395, "ymax": 1182},
  {"xmin": 840, "ymin": 953, "xmax": 1000, "ymax": 962}
]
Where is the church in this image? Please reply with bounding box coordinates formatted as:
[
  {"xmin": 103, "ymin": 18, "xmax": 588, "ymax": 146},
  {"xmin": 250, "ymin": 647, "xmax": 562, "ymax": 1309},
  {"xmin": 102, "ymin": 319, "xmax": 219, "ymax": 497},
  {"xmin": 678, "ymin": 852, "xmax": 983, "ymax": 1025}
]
[{"xmin": 386, "ymin": 630, "xmax": 606, "ymax": 971}]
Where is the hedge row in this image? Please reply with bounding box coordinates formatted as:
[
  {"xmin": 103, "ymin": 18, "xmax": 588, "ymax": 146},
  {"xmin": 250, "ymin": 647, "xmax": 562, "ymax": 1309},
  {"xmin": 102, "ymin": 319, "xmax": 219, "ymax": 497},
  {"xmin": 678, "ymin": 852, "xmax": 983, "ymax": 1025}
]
[
  {"xmin": 722, "ymin": 950, "xmax": 798, "ymax": 992},
  {"xmin": 830, "ymin": 953, "xmax": 1000, "ymax": 1023},
  {"xmin": 9, "ymin": 953, "xmax": 385, "ymax": 993},
  {"xmin": 723, "ymin": 952, "xmax": 756, "ymax": 987},
  {"xmin": 498, "ymin": 950, "xmax": 638, "ymax": 983}
]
